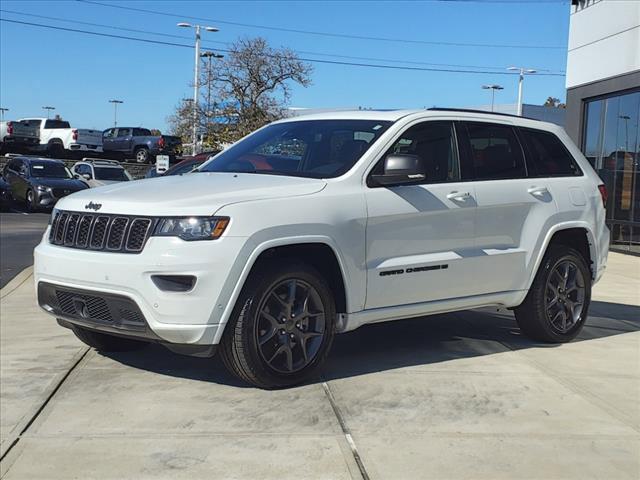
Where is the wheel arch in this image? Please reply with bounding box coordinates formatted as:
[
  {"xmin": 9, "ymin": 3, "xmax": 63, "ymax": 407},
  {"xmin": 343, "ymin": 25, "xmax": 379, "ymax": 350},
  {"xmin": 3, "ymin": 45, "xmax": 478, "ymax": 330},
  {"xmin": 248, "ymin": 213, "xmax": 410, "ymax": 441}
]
[
  {"xmin": 212, "ymin": 236, "xmax": 350, "ymax": 344},
  {"xmin": 527, "ymin": 222, "xmax": 597, "ymax": 292}
]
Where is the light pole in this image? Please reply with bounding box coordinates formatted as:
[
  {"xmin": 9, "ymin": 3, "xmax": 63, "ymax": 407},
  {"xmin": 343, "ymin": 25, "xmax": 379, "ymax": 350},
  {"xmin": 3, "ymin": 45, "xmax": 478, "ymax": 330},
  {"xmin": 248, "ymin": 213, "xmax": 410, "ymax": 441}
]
[
  {"xmin": 0, "ymin": 108, "xmax": 7, "ymax": 121},
  {"xmin": 507, "ymin": 67, "xmax": 536, "ymax": 116},
  {"xmin": 178, "ymin": 22, "xmax": 219, "ymax": 155},
  {"xmin": 482, "ymin": 84, "xmax": 504, "ymax": 112},
  {"xmin": 109, "ymin": 99, "xmax": 123, "ymax": 127},
  {"xmin": 42, "ymin": 106, "xmax": 56, "ymax": 119}
]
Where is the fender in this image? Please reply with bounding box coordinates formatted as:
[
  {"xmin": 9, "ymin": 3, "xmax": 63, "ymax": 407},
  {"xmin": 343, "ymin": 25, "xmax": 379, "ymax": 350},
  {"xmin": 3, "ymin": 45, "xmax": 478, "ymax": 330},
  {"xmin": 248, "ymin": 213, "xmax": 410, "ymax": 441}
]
[
  {"xmin": 525, "ymin": 220, "xmax": 599, "ymax": 293},
  {"xmin": 210, "ymin": 235, "xmax": 353, "ymax": 344}
]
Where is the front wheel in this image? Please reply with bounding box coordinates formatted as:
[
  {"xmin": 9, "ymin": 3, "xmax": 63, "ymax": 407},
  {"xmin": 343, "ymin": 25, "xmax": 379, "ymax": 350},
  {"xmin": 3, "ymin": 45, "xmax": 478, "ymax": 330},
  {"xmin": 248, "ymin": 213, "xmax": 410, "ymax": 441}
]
[
  {"xmin": 219, "ymin": 262, "xmax": 336, "ymax": 389},
  {"xmin": 515, "ymin": 246, "xmax": 591, "ymax": 343},
  {"xmin": 134, "ymin": 147, "xmax": 150, "ymax": 163},
  {"xmin": 71, "ymin": 325, "xmax": 149, "ymax": 352}
]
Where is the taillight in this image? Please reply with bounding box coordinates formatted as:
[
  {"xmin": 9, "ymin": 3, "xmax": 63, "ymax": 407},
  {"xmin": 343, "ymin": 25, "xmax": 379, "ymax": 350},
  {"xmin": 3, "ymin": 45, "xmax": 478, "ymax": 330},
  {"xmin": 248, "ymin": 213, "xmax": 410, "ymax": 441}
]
[
  {"xmin": 6, "ymin": 121, "xmax": 13, "ymax": 135},
  {"xmin": 72, "ymin": 129, "xmax": 78, "ymax": 141},
  {"xmin": 598, "ymin": 184, "xmax": 607, "ymax": 208},
  {"xmin": 158, "ymin": 137, "xmax": 165, "ymax": 149}
]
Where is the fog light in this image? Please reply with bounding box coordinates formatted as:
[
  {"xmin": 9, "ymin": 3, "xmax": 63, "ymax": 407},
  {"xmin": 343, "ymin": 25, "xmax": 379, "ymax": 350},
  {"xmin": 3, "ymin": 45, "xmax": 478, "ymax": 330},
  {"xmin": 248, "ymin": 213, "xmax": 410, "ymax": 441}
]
[{"xmin": 151, "ymin": 275, "xmax": 196, "ymax": 292}]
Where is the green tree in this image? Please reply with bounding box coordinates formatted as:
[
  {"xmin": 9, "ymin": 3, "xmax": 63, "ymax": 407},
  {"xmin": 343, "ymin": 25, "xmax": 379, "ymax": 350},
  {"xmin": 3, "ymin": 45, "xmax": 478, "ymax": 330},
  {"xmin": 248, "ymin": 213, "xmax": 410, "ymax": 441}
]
[{"xmin": 543, "ymin": 97, "xmax": 566, "ymax": 108}]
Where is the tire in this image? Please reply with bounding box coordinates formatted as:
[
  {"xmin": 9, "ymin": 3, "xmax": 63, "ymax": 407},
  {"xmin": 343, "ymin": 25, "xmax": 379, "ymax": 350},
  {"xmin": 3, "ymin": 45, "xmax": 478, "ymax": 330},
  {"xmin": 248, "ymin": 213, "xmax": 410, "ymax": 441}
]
[
  {"xmin": 219, "ymin": 261, "xmax": 336, "ymax": 389},
  {"xmin": 515, "ymin": 246, "xmax": 591, "ymax": 343},
  {"xmin": 70, "ymin": 325, "xmax": 149, "ymax": 352},
  {"xmin": 25, "ymin": 189, "xmax": 36, "ymax": 212},
  {"xmin": 134, "ymin": 147, "xmax": 149, "ymax": 164}
]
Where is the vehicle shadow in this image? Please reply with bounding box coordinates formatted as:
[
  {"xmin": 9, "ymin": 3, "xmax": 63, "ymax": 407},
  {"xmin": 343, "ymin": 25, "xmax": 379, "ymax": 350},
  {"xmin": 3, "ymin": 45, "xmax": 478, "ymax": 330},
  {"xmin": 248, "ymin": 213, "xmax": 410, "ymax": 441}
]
[{"xmin": 102, "ymin": 300, "xmax": 639, "ymax": 388}]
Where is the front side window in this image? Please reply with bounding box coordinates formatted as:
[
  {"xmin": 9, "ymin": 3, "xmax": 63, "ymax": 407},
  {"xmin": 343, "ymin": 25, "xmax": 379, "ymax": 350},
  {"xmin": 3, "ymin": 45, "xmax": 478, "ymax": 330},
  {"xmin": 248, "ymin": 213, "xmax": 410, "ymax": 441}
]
[
  {"xmin": 75, "ymin": 164, "xmax": 91, "ymax": 176},
  {"xmin": 199, "ymin": 120, "xmax": 391, "ymax": 178},
  {"xmin": 30, "ymin": 161, "xmax": 71, "ymax": 179},
  {"xmin": 103, "ymin": 129, "xmax": 115, "ymax": 138},
  {"xmin": 371, "ymin": 121, "xmax": 459, "ymax": 183},
  {"xmin": 463, "ymin": 122, "xmax": 526, "ymax": 180},
  {"xmin": 520, "ymin": 128, "xmax": 581, "ymax": 177}
]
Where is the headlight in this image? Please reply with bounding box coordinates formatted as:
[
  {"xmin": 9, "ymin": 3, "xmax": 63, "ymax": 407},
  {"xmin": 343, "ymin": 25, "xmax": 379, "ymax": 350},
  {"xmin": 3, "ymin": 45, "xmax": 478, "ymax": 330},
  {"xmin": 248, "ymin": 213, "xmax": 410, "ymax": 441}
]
[
  {"xmin": 36, "ymin": 185, "xmax": 51, "ymax": 193},
  {"xmin": 153, "ymin": 216, "xmax": 229, "ymax": 241}
]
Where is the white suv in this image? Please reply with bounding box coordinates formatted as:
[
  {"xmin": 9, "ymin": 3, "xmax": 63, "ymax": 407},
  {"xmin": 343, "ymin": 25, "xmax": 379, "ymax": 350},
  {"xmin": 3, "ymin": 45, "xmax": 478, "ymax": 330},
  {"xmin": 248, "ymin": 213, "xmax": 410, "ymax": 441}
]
[{"xmin": 34, "ymin": 109, "xmax": 609, "ymax": 388}]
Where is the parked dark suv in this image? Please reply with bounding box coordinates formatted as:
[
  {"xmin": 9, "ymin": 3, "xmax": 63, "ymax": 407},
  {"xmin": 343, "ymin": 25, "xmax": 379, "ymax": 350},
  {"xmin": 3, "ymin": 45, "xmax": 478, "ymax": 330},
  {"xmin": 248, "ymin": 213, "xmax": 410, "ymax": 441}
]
[{"xmin": 3, "ymin": 156, "xmax": 88, "ymax": 211}]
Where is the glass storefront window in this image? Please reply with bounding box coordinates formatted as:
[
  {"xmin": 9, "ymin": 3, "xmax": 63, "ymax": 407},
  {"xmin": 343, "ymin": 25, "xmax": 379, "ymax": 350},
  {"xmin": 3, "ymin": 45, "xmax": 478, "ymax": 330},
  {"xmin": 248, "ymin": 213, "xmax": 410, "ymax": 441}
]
[{"xmin": 583, "ymin": 89, "xmax": 640, "ymax": 254}]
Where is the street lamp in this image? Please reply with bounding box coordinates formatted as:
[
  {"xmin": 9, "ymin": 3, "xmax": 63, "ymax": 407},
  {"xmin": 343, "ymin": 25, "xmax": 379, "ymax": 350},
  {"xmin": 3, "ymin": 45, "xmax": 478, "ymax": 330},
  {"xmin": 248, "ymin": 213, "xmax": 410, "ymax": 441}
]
[
  {"xmin": 109, "ymin": 99, "xmax": 124, "ymax": 127},
  {"xmin": 178, "ymin": 22, "xmax": 219, "ymax": 155},
  {"xmin": 507, "ymin": 66, "xmax": 536, "ymax": 116},
  {"xmin": 42, "ymin": 106, "xmax": 56, "ymax": 119},
  {"xmin": 482, "ymin": 84, "xmax": 504, "ymax": 112},
  {"xmin": 0, "ymin": 108, "xmax": 8, "ymax": 121}
]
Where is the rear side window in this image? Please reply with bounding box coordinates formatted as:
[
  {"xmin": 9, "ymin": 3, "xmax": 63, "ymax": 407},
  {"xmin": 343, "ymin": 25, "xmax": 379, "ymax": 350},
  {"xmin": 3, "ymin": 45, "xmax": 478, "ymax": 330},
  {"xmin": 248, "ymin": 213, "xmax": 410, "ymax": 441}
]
[
  {"xmin": 133, "ymin": 128, "xmax": 152, "ymax": 136},
  {"xmin": 463, "ymin": 122, "xmax": 526, "ymax": 180},
  {"xmin": 44, "ymin": 120, "xmax": 71, "ymax": 129},
  {"xmin": 519, "ymin": 128, "xmax": 582, "ymax": 177}
]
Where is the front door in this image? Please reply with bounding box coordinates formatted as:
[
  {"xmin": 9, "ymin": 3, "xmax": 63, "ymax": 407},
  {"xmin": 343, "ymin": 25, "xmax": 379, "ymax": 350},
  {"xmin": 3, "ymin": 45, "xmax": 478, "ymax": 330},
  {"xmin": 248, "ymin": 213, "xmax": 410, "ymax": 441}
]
[{"xmin": 364, "ymin": 120, "xmax": 477, "ymax": 309}]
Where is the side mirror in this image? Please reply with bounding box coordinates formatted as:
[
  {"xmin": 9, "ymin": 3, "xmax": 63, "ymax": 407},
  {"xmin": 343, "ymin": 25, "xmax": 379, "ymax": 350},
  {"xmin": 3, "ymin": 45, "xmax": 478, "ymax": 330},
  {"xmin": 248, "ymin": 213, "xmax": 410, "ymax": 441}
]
[
  {"xmin": 370, "ymin": 154, "xmax": 426, "ymax": 187},
  {"xmin": 82, "ymin": 173, "xmax": 92, "ymax": 180},
  {"xmin": 73, "ymin": 173, "xmax": 80, "ymax": 179}
]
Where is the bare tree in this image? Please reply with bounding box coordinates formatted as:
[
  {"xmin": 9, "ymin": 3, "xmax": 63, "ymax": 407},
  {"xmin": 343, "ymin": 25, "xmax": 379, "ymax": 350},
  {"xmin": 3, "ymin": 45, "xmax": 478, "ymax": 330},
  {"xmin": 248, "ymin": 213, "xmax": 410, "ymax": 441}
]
[
  {"xmin": 543, "ymin": 97, "xmax": 566, "ymax": 108},
  {"xmin": 169, "ymin": 37, "xmax": 312, "ymax": 148}
]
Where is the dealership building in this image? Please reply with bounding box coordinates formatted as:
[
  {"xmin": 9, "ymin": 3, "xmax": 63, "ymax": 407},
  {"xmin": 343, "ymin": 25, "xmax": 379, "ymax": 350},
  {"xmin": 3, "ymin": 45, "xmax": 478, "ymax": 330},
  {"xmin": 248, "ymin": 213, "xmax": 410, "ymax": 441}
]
[{"xmin": 565, "ymin": 0, "xmax": 639, "ymax": 254}]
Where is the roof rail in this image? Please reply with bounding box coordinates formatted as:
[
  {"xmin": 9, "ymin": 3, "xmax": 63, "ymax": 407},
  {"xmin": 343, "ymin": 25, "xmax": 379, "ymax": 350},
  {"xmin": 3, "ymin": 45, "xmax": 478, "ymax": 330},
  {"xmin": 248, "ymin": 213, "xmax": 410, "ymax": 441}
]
[
  {"xmin": 80, "ymin": 157, "xmax": 121, "ymax": 165},
  {"xmin": 3, "ymin": 153, "xmax": 43, "ymax": 159},
  {"xmin": 427, "ymin": 107, "xmax": 538, "ymax": 121}
]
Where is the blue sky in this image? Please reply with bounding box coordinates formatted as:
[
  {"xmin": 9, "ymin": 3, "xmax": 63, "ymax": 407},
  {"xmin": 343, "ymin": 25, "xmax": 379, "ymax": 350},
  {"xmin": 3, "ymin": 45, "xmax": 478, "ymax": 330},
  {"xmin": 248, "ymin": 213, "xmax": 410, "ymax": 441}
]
[{"xmin": 0, "ymin": 0, "xmax": 571, "ymax": 132}]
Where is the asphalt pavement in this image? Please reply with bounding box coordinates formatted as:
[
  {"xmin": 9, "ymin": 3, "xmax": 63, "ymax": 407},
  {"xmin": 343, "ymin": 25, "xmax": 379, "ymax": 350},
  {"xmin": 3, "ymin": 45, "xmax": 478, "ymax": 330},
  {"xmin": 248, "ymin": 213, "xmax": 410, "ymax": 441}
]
[{"xmin": 0, "ymin": 211, "xmax": 50, "ymax": 288}]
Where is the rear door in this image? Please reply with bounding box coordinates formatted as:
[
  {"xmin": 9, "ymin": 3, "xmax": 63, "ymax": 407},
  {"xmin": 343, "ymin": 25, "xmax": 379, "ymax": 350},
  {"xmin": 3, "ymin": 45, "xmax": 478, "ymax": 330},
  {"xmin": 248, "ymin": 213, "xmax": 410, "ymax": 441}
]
[
  {"xmin": 459, "ymin": 121, "xmax": 558, "ymax": 294},
  {"xmin": 114, "ymin": 128, "xmax": 132, "ymax": 152},
  {"xmin": 364, "ymin": 120, "xmax": 477, "ymax": 309}
]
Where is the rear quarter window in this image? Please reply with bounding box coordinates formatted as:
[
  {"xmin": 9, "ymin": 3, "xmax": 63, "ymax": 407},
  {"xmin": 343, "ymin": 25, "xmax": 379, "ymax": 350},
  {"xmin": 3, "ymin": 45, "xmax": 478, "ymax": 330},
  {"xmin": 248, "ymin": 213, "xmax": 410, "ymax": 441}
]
[{"xmin": 519, "ymin": 128, "xmax": 582, "ymax": 177}]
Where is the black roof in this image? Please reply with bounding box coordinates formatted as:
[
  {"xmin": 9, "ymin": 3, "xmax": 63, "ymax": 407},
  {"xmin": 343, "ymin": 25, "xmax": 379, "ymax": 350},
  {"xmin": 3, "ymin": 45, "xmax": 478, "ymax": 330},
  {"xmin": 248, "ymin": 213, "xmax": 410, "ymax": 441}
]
[
  {"xmin": 14, "ymin": 156, "xmax": 65, "ymax": 164},
  {"xmin": 428, "ymin": 107, "xmax": 539, "ymax": 121}
]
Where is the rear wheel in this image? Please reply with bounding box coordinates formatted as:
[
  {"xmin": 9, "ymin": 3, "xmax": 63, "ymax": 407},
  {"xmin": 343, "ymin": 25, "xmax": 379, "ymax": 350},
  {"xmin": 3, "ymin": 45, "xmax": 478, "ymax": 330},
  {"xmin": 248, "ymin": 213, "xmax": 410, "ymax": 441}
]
[
  {"xmin": 515, "ymin": 246, "xmax": 591, "ymax": 343},
  {"xmin": 70, "ymin": 325, "xmax": 149, "ymax": 352},
  {"xmin": 219, "ymin": 262, "xmax": 336, "ymax": 389},
  {"xmin": 134, "ymin": 147, "xmax": 149, "ymax": 163}
]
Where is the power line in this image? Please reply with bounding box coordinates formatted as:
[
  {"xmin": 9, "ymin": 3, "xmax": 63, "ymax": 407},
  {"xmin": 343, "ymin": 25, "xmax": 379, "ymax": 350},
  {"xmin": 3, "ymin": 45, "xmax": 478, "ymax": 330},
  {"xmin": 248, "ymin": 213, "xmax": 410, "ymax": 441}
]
[
  {"xmin": 0, "ymin": 9, "xmax": 564, "ymax": 73},
  {"xmin": 0, "ymin": 18, "xmax": 564, "ymax": 77},
  {"xmin": 76, "ymin": 0, "xmax": 565, "ymax": 50}
]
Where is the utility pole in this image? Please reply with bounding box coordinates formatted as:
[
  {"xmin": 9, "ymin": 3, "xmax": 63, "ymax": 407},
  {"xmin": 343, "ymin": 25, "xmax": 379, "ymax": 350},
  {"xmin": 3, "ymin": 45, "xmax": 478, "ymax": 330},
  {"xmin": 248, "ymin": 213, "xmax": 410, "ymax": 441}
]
[
  {"xmin": 109, "ymin": 99, "xmax": 123, "ymax": 127},
  {"xmin": 200, "ymin": 51, "xmax": 224, "ymax": 147},
  {"xmin": 178, "ymin": 22, "xmax": 219, "ymax": 155},
  {"xmin": 0, "ymin": 108, "xmax": 8, "ymax": 121},
  {"xmin": 482, "ymin": 84, "xmax": 504, "ymax": 112},
  {"xmin": 507, "ymin": 67, "xmax": 536, "ymax": 116},
  {"xmin": 42, "ymin": 106, "xmax": 56, "ymax": 119}
]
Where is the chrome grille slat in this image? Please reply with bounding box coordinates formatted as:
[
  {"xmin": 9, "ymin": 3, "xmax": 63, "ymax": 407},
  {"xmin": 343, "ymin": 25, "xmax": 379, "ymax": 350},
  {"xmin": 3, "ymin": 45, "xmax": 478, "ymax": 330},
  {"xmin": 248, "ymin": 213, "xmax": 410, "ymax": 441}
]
[{"xmin": 48, "ymin": 211, "xmax": 154, "ymax": 254}]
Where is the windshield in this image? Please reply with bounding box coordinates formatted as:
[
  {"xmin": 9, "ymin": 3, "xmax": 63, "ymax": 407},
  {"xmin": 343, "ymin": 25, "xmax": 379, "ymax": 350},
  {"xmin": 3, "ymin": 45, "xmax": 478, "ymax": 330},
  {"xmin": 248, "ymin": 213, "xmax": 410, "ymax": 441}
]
[
  {"xmin": 167, "ymin": 160, "xmax": 203, "ymax": 176},
  {"xmin": 94, "ymin": 167, "xmax": 130, "ymax": 181},
  {"xmin": 199, "ymin": 119, "xmax": 391, "ymax": 178},
  {"xmin": 30, "ymin": 162, "xmax": 71, "ymax": 179}
]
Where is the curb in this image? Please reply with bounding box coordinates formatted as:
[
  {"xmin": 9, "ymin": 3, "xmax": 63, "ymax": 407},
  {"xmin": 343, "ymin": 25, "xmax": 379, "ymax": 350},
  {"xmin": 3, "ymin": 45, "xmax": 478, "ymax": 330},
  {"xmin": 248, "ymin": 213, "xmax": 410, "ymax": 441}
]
[{"xmin": 0, "ymin": 266, "xmax": 34, "ymax": 300}]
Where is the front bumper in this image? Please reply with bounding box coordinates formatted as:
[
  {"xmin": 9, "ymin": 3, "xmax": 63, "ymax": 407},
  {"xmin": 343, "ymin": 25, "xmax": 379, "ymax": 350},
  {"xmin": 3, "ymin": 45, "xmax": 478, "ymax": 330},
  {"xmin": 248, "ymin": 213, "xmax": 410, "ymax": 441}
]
[{"xmin": 35, "ymin": 231, "xmax": 247, "ymax": 345}]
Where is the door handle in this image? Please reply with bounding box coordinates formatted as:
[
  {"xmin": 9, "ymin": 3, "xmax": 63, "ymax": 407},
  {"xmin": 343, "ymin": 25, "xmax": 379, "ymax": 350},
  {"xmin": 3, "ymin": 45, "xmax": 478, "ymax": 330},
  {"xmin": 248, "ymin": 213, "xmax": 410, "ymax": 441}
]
[
  {"xmin": 447, "ymin": 191, "xmax": 472, "ymax": 201},
  {"xmin": 527, "ymin": 186, "xmax": 549, "ymax": 197}
]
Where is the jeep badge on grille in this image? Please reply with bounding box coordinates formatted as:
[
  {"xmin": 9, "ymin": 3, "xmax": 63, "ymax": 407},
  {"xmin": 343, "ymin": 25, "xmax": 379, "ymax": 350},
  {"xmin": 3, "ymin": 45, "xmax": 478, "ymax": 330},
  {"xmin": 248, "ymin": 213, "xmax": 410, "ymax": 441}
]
[{"xmin": 85, "ymin": 201, "xmax": 102, "ymax": 211}]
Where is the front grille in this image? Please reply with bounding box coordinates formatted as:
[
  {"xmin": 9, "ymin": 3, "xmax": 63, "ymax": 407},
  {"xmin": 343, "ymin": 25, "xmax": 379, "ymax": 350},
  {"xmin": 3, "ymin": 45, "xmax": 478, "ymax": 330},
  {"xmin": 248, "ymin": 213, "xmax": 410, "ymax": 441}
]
[
  {"xmin": 38, "ymin": 282, "xmax": 147, "ymax": 331},
  {"xmin": 50, "ymin": 211, "xmax": 155, "ymax": 253},
  {"xmin": 52, "ymin": 188, "xmax": 72, "ymax": 199}
]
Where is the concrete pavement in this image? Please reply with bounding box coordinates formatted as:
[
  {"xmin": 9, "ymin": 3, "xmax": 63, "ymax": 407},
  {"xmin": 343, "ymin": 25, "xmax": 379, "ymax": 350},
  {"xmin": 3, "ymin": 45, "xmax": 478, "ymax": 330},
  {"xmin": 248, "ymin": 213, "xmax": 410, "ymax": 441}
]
[{"xmin": 0, "ymin": 253, "xmax": 638, "ymax": 479}]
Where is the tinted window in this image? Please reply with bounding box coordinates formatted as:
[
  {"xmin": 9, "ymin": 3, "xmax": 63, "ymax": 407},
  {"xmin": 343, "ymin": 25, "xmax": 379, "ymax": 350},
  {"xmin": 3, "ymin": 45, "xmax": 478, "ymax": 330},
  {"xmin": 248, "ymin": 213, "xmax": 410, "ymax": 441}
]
[
  {"xmin": 199, "ymin": 120, "xmax": 391, "ymax": 178},
  {"xmin": 8, "ymin": 159, "xmax": 21, "ymax": 172},
  {"xmin": 133, "ymin": 128, "xmax": 151, "ymax": 136},
  {"xmin": 372, "ymin": 121, "xmax": 459, "ymax": 183},
  {"xmin": 44, "ymin": 120, "xmax": 71, "ymax": 129},
  {"xmin": 30, "ymin": 161, "xmax": 71, "ymax": 178},
  {"xmin": 464, "ymin": 122, "xmax": 526, "ymax": 180},
  {"xmin": 94, "ymin": 167, "xmax": 129, "ymax": 181},
  {"xmin": 75, "ymin": 164, "xmax": 91, "ymax": 176},
  {"xmin": 117, "ymin": 128, "xmax": 131, "ymax": 137},
  {"xmin": 520, "ymin": 128, "xmax": 581, "ymax": 177}
]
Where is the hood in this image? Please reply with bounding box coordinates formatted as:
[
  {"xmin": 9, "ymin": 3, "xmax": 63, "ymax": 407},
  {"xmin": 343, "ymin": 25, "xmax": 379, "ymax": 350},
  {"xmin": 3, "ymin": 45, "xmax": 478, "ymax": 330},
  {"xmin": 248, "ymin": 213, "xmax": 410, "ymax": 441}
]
[
  {"xmin": 32, "ymin": 177, "xmax": 87, "ymax": 190},
  {"xmin": 92, "ymin": 179, "xmax": 124, "ymax": 187},
  {"xmin": 56, "ymin": 172, "xmax": 326, "ymax": 216}
]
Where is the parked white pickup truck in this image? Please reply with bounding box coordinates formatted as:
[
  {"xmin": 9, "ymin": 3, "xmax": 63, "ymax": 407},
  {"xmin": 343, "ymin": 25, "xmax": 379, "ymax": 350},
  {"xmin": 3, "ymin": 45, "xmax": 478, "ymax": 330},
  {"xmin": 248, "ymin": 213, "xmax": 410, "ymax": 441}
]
[{"xmin": 19, "ymin": 118, "xmax": 103, "ymax": 157}]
